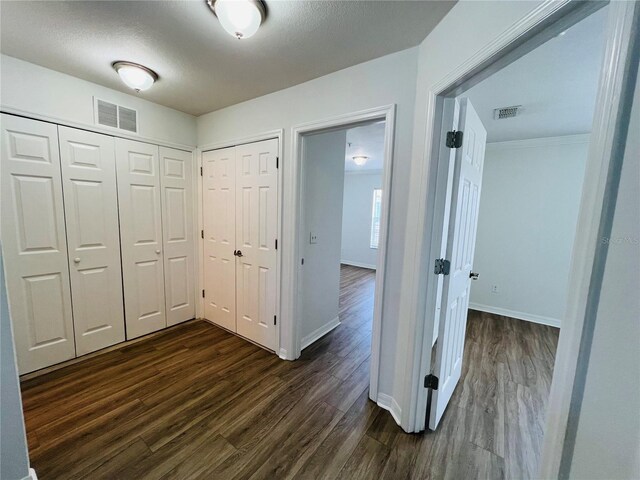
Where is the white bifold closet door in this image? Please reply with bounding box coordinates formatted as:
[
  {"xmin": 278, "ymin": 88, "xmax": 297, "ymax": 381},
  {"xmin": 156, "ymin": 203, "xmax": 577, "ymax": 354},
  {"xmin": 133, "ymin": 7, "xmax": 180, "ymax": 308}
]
[
  {"xmin": 234, "ymin": 139, "xmax": 278, "ymax": 350},
  {"xmin": 203, "ymin": 146, "xmax": 237, "ymax": 331},
  {"xmin": 159, "ymin": 147, "xmax": 195, "ymax": 326},
  {"xmin": 58, "ymin": 126, "xmax": 125, "ymax": 355},
  {"xmin": 116, "ymin": 139, "xmax": 166, "ymax": 339},
  {"xmin": 0, "ymin": 114, "xmax": 76, "ymax": 373},
  {"xmin": 203, "ymin": 138, "xmax": 278, "ymax": 351}
]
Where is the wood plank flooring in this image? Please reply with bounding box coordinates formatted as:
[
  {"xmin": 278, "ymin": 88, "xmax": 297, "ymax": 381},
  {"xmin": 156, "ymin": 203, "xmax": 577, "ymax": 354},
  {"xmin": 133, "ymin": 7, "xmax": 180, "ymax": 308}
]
[{"xmin": 20, "ymin": 265, "xmax": 559, "ymax": 480}]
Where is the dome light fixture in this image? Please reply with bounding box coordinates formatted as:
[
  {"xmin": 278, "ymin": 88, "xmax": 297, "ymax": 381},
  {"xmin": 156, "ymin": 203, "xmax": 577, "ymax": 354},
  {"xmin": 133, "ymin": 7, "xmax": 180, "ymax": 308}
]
[
  {"xmin": 207, "ymin": 0, "xmax": 266, "ymax": 40},
  {"xmin": 112, "ymin": 61, "xmax": 158, "ymax": 92},
  {"xmin": 352, "ymin": 155, "xmax": 369, "ymax": 166}
]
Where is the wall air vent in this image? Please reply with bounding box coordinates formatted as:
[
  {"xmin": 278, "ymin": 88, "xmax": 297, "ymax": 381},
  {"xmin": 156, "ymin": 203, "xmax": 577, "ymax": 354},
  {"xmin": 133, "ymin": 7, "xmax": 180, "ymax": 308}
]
[
  {"xmin": 493, "ymin": 105, "xmax": 522, "ymax": 120},
  {"xmin": 94, "ymin": 98, "xmax": 138, "ymax": 133}
]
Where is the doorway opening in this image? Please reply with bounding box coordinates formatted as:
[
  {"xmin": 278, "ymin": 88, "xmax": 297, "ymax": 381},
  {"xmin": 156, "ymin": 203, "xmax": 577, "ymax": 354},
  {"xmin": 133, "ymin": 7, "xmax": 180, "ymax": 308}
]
[
  {"xmin": 289, "ymin": 105, "xmax": 395, "ymax": 402},
  {"xmin": 423, "ymin": 4, "xmax": 611, "ymax": 478},
  {"xmin": 298, "ymin": 121, "xmax": 384, "ymax": 360}
]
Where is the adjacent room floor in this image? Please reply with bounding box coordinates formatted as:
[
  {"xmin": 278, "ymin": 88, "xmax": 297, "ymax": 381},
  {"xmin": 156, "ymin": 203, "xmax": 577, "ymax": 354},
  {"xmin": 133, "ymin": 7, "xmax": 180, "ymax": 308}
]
[{"xmin": 20, "ymin": 265, "xmax": 558, "ymax": 480}]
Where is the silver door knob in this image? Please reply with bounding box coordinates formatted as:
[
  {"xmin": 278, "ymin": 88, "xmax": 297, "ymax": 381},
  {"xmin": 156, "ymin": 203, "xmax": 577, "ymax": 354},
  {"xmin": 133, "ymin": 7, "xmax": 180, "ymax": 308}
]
[
  {"xmin": 74, "ymin": 257, "xmax": 81, "ymax": 263},
  {"xmin": 155, "ymin": 249, "xmax": 161, "ymax": 254}
]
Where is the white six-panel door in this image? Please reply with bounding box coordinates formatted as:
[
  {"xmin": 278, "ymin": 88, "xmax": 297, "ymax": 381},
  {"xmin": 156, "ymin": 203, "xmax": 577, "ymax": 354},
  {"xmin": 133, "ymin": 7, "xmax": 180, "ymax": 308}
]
[
  {"xmin": 58, "ymin": 126, "xmax": 125, "ymax": 355},
  {"xmin": 234, "ymin": 139, "xmax": 278, "ymax": 351},
  {"xmin": 203, "ymin": 147, "xmax": 237, "ymax": 331},
  {"xmin": 429, "ymin": 98, "xmax": 487, "ymax": 429},
  {"xmin": 116, "ymin": 138, "xmax": 166, "ymax": 339},
  {"xmin": 160, "ymin": 147, "xmax": 195, "ymax": 327},
  {"xmin": 0, "ymin": 114, "xmax": 76, "ymax": 373}
]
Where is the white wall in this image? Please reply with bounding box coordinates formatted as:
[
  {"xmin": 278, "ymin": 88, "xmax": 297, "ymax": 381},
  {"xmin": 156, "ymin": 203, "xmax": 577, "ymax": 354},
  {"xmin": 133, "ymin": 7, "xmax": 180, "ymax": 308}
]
[
  {"xmin": 0, "ymin": 55, "xmax": 196, "ymax": 147},
  {"xmin": 0, "ymin": 249, "xmax": 30, "ymax": 480},
  {"xmin": 568, "ymin": 63, "xmax": 640, "ymax": 480},
  {"xmin": 341, "ymin": 172, "xmax": 382, "ymax": 269},
  {"xmin": 197, "ymin": 47, "xmax": 418, "ymax": 402},
  {"xmin": 469, "ymin": 135, "xmax": 588, "ymax": 327},
  {"xmin": 300, "ymin": 130, "xmax": 346, "ymax": 347}
]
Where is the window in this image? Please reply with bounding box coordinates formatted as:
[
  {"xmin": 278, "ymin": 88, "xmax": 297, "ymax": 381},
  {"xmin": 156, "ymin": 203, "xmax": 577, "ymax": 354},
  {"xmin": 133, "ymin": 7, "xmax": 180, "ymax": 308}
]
[{"xmin": 370, "ymin": 188, "xmax": 382, "ymax": 249}]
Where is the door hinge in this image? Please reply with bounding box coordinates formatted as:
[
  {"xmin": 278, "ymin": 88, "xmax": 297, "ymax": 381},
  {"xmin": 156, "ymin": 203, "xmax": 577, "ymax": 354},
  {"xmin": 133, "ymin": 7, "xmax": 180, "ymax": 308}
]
[
  {"xmin": 201, "ymin": 230, "xmax": 204, "ymax": 239},
  {"xmin": 200, "ymin": 166, "xmax": 203, "ymax": 176},
  {"xmin": 202, "ymin": 289, "xmax": 205, "ymax": 298},
  {"xmin": 274, "ymin": 315, "xmax": 277, "ymax": 325},
  {"xmin": 275, "ymin": 239, "xmax": 278, "ymax": 250},
  {"xmin": 446, "ymin": 130, "xmax": 463, "ymax": 149},
  {"xmin": 424, "ymin": 374, "xmax": 439, "ymax": 390},
  {"xmin": 434, "ymin": 258, "xmax": 451, "ymax": 275},
  {"xmin": 276, "ymin": 156, "xmax": 279, "ymax": 169}
]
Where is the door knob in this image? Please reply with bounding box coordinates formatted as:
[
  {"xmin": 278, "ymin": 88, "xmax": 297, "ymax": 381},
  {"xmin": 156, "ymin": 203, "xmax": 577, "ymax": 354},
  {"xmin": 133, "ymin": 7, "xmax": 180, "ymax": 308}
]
[
  {"xmin": 155, "ymin": 249, "xmax": 161, "ymax": 254},
  {"xmin": 470, "ymin": 272, "xmax": 479, "ymax": 280},
  {"xmin": 235, "ymin": 250, "xmax": 243, "ymax": 258},
  {"xmin": 74, "ymin": 257, "xmax": 81, "ymax": 264}
]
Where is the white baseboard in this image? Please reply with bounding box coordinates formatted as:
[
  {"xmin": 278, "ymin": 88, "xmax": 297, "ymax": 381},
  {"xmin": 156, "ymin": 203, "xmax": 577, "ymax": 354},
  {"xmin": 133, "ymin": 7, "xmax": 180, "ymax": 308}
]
[
  {"xmin": 468, "ymin": 302, "xmax": 561, "ymax": 328},
  {"xmin": 278, "ymin": 348, "xmax": 291, "ymax": 360},
  {"xmin": 376, "ymin": 393, "xmax": 402, "ymax": 425},
  {"xmin": 301, "ymin": 316, "xmax": 340, "ymax": 350},
  {"xmin": 21, "ymin": 468, "xmax": 37, "ymax": 480},
  {"xmin": 340, "ymin": 260, "xmax": 376, "ymax": 270}
]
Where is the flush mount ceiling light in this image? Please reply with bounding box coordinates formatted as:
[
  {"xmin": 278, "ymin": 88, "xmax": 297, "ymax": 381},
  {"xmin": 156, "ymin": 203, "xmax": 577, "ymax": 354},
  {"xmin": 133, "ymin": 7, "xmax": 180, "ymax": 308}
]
[
  {"xmin": 206, "ymin": 0, "xmax": 266, "ymax": 40},
  {"xmin": 112, "ymin": 61, "xmax": 158, "ymax": 92},
  {"xmin": 352, "ymin": 156, "xmax": 369, "ymax": 166}
]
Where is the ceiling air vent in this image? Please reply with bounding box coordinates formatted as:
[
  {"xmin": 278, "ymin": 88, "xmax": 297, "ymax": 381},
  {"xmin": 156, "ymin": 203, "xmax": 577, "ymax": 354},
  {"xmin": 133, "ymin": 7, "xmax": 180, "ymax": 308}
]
[
  {"xmin": 94, "ymin": 98, "xmax": 138, "ymax": 133},
  {"xmin": 493, "ymin": 105, "xmax": 522, "ymax": 120}
]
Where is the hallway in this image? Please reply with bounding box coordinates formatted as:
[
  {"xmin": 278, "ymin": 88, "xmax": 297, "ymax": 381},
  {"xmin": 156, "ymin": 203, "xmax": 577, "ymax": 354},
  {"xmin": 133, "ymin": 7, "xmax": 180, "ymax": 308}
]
[{"xmin": 20, "ymin": 265, "xmax": 557, "ymax": 479}]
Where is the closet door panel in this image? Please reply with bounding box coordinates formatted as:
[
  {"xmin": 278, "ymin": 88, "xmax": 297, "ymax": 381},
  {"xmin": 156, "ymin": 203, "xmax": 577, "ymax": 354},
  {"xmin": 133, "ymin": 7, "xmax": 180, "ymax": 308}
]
[
  {"xmin": 235, "ymin": 139, "xmax": 278, "ymax": 350},
  {"xmin": 160, "ymin": 147, "xmax": 195, "ymax": 326},
  {"xmin": 203, "ymin": 147, "xmax": 236, "ymax": 331},
  {"xmin": 0, "ymin": 114, "xmax": 75, "ymax": 373},
  {"xmin": 116, "ymin": 139, "xmax": 166, "ymax": 339},
  {"xmin": 58, "ymin": 126, "xmax": 125, "ymax": 355}
]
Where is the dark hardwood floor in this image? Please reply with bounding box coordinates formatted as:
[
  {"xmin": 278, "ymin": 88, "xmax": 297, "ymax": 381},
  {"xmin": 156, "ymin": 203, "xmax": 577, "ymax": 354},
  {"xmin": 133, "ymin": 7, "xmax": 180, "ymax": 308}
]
[{"xmin": 20, "ymin": 265, "xmax": 558, "ymax": 479}]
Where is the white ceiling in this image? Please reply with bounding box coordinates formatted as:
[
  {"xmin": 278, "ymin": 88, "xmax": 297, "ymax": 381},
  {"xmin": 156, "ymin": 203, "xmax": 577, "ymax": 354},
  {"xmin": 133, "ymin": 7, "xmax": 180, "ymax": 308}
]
[
  {"xmin": 0, "ymin": 0, "xmax": 455, "ymax": 116},
  {"xmin": 344, "ymin": 121, "xmax": 385, "ymax": 172},
  {"xmin": 465, "ymin": 6, "xmax": 607, "ymax": 143}
]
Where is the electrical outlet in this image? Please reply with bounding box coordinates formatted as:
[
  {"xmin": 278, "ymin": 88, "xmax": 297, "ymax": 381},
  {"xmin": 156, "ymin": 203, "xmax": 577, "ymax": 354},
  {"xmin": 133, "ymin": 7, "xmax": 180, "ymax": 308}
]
[
  {"xmin": 491, "ymin": 285, "xmax": 499, "ymax": 294},
  {"xmin": 310, "ymin": 232, "xmax": 318, "ymax": 244}
]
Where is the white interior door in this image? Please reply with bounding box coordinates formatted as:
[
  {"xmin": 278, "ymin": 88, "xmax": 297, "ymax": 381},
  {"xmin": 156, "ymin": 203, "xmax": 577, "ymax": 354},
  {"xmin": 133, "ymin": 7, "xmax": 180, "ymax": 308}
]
[
  {"xmin": 235, "ymin": 139, "xmax": 278, "ymax": 351},
  {"xmin": 0, "ymin": 114, "xmax": 76, "ymax": 373},
  {"xmin": 160, "ymin": 146, "xmax": 195, "ymax": 327},
  {"xmin": 58, "ymin": 126, "xmax": 125, "ymax": 355},
  {"xmin": 116, "ymin": 138, "xmax": 166, "ymax": 339},
  {"xmin": 429, "ymin": 98, "xmax": 487, "ymax": 429},
  {"xmin": 203, "ymin": 147, "xmax": 237, "ymax": 331}
]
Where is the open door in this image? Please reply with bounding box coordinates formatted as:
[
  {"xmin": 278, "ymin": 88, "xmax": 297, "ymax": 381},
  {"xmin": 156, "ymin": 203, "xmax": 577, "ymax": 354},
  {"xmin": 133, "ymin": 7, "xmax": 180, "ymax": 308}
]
[{"xmin": 429, "ymin": 98, "xmax": 487, "ymax": 429}]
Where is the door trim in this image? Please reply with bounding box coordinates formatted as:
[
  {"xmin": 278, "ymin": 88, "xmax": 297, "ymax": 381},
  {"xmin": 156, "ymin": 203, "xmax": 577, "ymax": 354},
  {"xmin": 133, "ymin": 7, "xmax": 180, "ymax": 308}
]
[
  {"xmin": 288, "ymin": 104, "xmax": 396, "ymax": 402},
  {"xmin": 400, "ymin": 1, "xmax": 638, "ymax": 478},
  {"xmin": 198, "ymin": 130, "xmax": 284, "ymax": 356}
]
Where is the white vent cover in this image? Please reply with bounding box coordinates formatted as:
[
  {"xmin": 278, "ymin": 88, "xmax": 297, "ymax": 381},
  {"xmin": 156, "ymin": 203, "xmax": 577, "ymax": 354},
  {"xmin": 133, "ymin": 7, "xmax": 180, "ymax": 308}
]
[
  {"xmin": 94, "ymin": 98, "xmax": 138, "ymax": 133},
  {"xmin": 493, "ymin": 105, "xmax": 522, "ymax": 120}
]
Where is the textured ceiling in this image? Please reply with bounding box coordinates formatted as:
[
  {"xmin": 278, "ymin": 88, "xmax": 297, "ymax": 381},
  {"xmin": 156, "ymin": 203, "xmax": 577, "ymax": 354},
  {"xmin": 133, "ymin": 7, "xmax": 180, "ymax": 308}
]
[
  {"xmin": 0, "ymin": 0, "xmax": 455, "ymax": 116},
  {"xmin": 465, "ymin": 6, "xmax": 606, "ymax": 143}
]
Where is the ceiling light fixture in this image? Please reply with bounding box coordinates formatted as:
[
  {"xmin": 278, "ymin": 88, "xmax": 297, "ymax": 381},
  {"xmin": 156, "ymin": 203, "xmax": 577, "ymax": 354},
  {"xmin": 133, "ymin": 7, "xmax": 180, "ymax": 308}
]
[
  {"xmin": 112, "ymin": 62, "xmax": 158, "ymax": 92},
  {"xmin": 207, "ymin": 0, "xmax": 266, "ymax": 40},
  {"xmin": 352, "ymin": 156, "xmax": 369, "ymax": 166}
]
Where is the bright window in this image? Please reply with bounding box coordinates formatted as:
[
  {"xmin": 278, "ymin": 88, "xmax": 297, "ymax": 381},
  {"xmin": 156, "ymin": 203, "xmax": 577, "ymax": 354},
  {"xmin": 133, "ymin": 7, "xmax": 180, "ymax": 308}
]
[{"xmin": 370, "ymin": 188, "xmax": 382, "ymax": 249}]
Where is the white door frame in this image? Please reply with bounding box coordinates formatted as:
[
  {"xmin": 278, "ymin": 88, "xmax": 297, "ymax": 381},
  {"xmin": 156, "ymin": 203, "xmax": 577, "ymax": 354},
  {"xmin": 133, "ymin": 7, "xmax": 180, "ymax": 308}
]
[
  {"xmin": 197, "ymin": 129, "xmax": 284, "ymax": 355},
  {"xmin": 399, "ymin": 0, "xmax": 638, "ymax": 477},
  {"xmin": 287, "ymin": 105, "xmax": 396, "ymax": 401}
]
